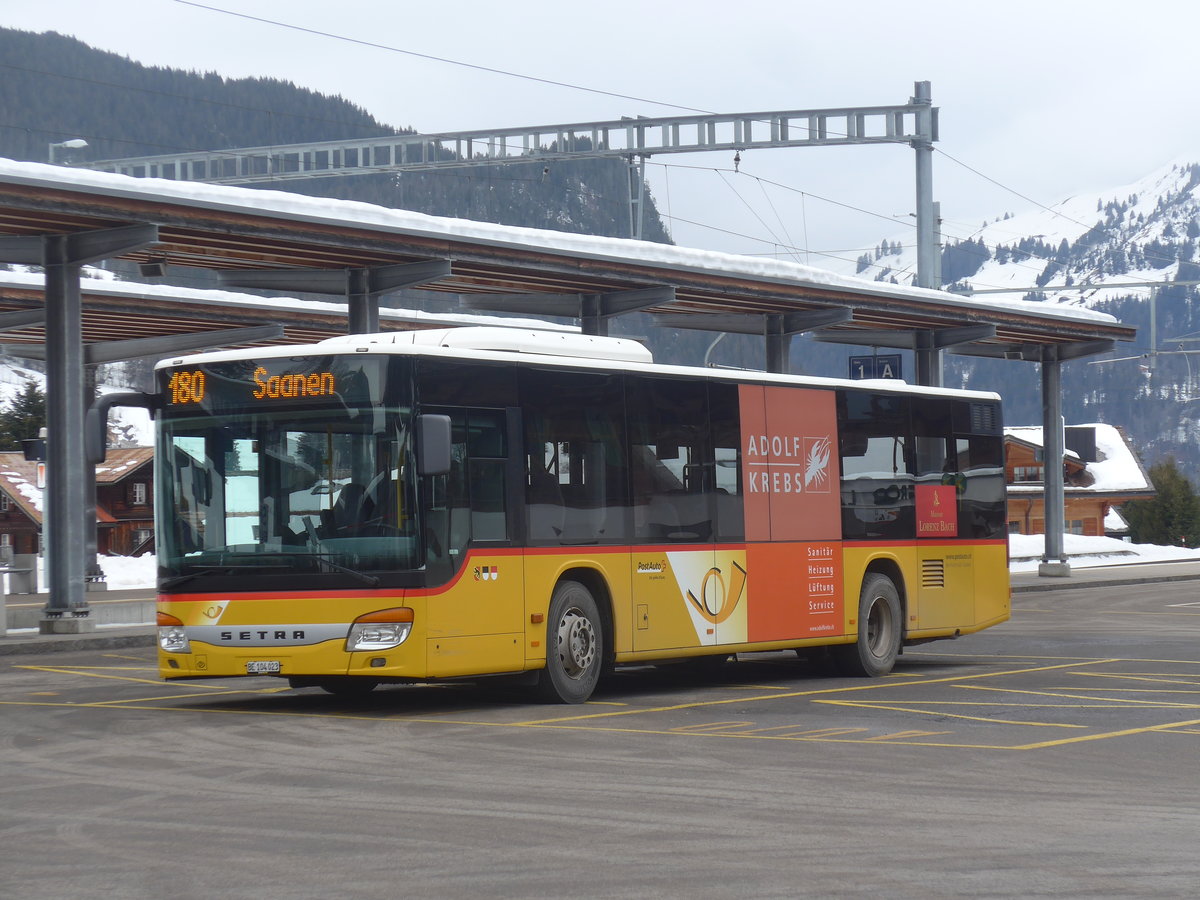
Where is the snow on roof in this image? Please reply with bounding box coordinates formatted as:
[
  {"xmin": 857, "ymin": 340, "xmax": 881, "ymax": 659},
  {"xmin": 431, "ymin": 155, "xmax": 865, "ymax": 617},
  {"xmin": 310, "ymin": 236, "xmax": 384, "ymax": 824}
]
[
  {"xmin": 0, "ymin": 448, "xmax": 155, "ymax": 523},
  {"xmin": 0, "ymin": 157, "xmax": 1119, "ymax": 328},
  {"xmin": 1005, "ymin": 423, "xmax": 1152, "ymax": 492},
  {"xmin": 1003, "ymin": 426, "xmax": 1082, "ymax": 462},
  {"xmin": 0, "ymin": 269, "xmax": 574, "ymax": 333},
  {"xmin": 1105, "ymin": 506, "xmax": 1130, "ymax": 533}
]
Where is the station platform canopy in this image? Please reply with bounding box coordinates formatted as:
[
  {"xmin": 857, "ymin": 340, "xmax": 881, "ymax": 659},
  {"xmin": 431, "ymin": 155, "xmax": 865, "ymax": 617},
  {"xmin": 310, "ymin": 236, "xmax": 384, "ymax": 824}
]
[
  {"xmin": 0, "ymin": 158, "xmax": 1134, "ymax": 366},
  {"xmin": 0, "ymin": 157, "xmax": 1138, "ymax": 615}
]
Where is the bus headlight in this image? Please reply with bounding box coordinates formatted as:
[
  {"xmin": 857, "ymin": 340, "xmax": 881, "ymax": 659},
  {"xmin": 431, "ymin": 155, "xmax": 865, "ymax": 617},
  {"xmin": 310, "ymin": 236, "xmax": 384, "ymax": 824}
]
[
  {"xmin": 346, "ymin": 607, "xmax": 414, "ymax": 651},
  {"xmin": 157, "ymin": 611, "xmax": 191, "ymax": 653}
]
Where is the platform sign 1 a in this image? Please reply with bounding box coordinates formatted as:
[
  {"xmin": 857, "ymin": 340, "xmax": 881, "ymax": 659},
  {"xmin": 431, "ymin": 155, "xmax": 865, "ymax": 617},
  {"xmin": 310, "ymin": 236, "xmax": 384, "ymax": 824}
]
[{"xmin": 849, "ymin": 354, "xmax": 902, "ymax": 380}]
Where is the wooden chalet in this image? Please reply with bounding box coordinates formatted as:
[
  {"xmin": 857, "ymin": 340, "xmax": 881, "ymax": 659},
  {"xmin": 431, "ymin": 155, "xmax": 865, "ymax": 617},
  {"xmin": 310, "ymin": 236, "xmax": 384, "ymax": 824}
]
[
  {"xmin": 0, "ymin": 447, "xmax": 154, "ymax": 561},
  {"xmin": 1004, "ymin": 425, "xmax": 1154, "ymax": 537}
]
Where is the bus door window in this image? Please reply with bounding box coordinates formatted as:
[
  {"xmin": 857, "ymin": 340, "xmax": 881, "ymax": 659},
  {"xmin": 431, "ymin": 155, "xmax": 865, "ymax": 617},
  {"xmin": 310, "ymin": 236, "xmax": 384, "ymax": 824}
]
[
  {"xmin": 708, "ymin": 382, "xmax": 744, "ymax": 542},
  {"xmin": 952, "ymin": 399, "xmax": 1006, "ymax": 538},
  {"xmin": 424, "ymin": 407, "xmax": 511, "ymax": 578},
  {"xmin": 628, "ymin": 376, "xmax": 712, "ymax": 543},
  {"xmin": 164, "ymin": 433, "xmax": 222, "ymax": 556},
  {"xmin": 837, "ymin": 391, "xmax": 914, "ymax": 540},
  {"xmin": 912, "ymin": 398, "xmax": 1006, "ymax": 540},
  {"xmin": 466, "ymin": 410, "xmax": 508, "ymax": 542},
  {"xmin": 520, "ymin": 370, "xmax": 628, "ymax": 545}
]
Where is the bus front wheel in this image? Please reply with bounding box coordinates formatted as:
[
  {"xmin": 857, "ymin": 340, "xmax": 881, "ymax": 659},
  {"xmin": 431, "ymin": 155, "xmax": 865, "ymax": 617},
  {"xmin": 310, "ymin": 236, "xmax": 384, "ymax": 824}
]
[
  {"xmin": 833, "ymin": 573, "xmax": 902, "ymax": 677},
  {"xmin": 537, "ymin": 580, "xmax": 603, "ymax": 704}
]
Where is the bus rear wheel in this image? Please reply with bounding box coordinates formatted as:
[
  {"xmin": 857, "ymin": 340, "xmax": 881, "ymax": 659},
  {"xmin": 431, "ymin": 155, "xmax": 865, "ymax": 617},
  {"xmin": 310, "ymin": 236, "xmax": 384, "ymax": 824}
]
[
  {"xmin": 537, "ymin": 580, "xmax": 603, "ymax": 704},
  {"xmin": 833, "ymin": 573, "xmax": 902, "ymax": 677}
]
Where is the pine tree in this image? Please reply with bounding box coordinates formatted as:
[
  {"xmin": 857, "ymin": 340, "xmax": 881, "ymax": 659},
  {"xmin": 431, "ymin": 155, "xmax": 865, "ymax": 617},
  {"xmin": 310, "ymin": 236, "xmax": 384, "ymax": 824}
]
[
  {"xmin": 0, "ymin": 382, "xmax": 47, "ymax": 451},
  {"xmin": 1123, "ymin": 458, "xmax": 1200, "ymax": 546}
]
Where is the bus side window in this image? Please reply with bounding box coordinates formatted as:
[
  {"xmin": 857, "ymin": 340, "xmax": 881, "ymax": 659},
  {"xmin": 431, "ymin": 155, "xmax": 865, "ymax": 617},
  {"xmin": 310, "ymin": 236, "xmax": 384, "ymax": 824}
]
[
  {"xmin": 628, "ymin": 376, "xmax": 711, "ymax": 543},
  {"xmin": 837, "ymin": 391, "xmax": 914, "ymax": 540}
]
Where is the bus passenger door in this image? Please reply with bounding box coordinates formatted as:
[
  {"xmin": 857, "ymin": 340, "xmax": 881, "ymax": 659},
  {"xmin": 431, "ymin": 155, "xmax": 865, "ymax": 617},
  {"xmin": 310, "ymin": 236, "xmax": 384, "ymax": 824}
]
[
  {"xmin": 629, "ymin": 377, "xmax": 723, "ymax": 654},
  {"xmin": 423, "ymin": 407, "xmax": 525, "ymax": 677}
]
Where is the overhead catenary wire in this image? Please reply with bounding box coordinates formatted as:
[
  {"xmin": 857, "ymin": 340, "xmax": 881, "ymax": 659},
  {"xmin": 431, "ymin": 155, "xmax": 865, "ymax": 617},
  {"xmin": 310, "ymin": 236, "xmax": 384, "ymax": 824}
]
[{"xmin": 16, "ymin": 6, "xmax": 1186, "ymax": 294}]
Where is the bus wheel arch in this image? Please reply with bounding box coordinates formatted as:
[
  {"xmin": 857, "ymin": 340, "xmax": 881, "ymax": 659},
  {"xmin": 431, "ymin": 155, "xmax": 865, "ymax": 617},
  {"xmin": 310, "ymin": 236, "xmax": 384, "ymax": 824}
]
[
  {"xmin": 834, "ymin": 564, "xmax": 904, "ymax": 677},
  {"xmin": 537, "ymin": 570, "xmax": 610, "ymax": 703}
]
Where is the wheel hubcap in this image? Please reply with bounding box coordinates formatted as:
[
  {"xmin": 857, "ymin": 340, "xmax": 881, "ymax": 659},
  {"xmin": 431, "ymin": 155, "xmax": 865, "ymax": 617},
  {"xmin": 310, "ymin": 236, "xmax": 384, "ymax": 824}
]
[
  {"xmin": 866, "ymin": 597, "xmax": 892, "ymax": 658},
  {"xmin": 556, "ymin": 607, "xmax": 596, "ymax": 679}
]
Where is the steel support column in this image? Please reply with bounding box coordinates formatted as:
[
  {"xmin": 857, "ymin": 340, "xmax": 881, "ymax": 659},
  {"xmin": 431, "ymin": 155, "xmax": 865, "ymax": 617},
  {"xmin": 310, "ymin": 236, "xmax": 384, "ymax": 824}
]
[
  {"xmin": 43, "ymin": 239, "xmax": 89, "ymax": 618},
  {"xmin": 912, "ymin": 81, "xmax": 940, "ymax": 384},
  {"xmin": 0, "ymin": 225, "xmax": 159, "ymax": 629},
  {"xmin": 218, "ymin": 260, "xmax": 451, "ymax": 336},
  {"xmin": 627, "ymin": 155, "xmax": 647, "ymax": 240},
  {"xmin": 463, "ymin": 287, "xmax": 675, "ymax": 337},
  {"xmin": 915, "ymin": 331, "xmax": 942, "ymax": 387},
  {"xmin": 1039, "ymin": 350, "xmax": 1069, "ymax": 576},
  {"xmin": 653, "ymin": 309, "xmax": 852, "ymax": 375}
]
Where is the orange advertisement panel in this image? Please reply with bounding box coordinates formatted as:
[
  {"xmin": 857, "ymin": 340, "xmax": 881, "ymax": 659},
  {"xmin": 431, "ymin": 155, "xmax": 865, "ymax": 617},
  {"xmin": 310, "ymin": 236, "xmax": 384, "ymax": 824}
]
[
  {"xmin": 916, "ymin": 484, "xmax": 958, "ymax": 538},
  {"xmin": 739, "ymin": 384, "xmax": 841, "ymax": 542},
  {"xmin": 746, "ymin": 541, "xmax": 844, "ymax": 641}
]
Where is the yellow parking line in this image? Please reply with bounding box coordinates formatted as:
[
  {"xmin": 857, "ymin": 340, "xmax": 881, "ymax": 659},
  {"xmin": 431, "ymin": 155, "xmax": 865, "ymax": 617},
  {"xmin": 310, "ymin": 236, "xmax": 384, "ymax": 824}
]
[
  {"xmin": 93, "ymin": 687, "xmax": 291, "ymax": 704},
  {"xmin": 777, "ymin": 727, "xmax": 869, "ymax": 738},
  {"xmin": 13, "ymin": 665, "xmax": 231, "ymax": 690},
  {"xmin": 1015, "ymin": 716, "xmax": 1200, "ymax": 750},
  {"xmin": 1071, "ymin": 672, "xmax": 1200, "ymax": 687},
  {"xmin": 865, "ymin": 730, "xmax": 953, "ymax": 741},
  {"xmin": 672, "ymin": 721, "xmax": 755, "ymax": 733},
  {"xmin": 957, "ymin": 684, "xmax": 1200, "ymax": 708},
  {"xmin": 510, "ymin": 659, "xmax": 1118, "ymax": 726},
  {"xmin": 817, "ymin": 699, "xmax": 1087, "ymax": 728}
]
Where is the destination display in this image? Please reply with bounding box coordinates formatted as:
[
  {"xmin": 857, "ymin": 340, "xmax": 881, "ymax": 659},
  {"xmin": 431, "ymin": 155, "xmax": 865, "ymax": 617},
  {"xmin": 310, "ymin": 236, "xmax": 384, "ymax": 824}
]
[{"xmin": 159, "ymin": 355, "xmax": 389, "ymax": 415}]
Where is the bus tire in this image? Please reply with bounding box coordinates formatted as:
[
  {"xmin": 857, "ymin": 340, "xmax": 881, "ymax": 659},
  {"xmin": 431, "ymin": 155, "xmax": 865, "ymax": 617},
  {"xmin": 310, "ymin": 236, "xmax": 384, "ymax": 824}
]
[
  {"xmin": 833, "ymin": 573, "xmax": 902, "ymax": 677},
  {"xmin": 537, "ymin": 580, "xmax": 603, "ymax": 704}
]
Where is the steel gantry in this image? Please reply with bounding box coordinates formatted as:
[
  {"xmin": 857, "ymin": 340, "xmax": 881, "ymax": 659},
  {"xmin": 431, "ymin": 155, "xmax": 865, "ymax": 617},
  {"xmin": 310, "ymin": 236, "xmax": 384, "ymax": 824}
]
[{"xmin": 82, "ymin": 83, "xmax": 941, "ymax": 282}]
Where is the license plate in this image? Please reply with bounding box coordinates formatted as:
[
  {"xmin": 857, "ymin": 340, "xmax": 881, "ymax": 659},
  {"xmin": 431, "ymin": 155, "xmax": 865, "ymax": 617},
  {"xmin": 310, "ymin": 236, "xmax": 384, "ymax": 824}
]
[{"xmin": 246, "ymin": 660, "xmax": 282, "ymax": 675}]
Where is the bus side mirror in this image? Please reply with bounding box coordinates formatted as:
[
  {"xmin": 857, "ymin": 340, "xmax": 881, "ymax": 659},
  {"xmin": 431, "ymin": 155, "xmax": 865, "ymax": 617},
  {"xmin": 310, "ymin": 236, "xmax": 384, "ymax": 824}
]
[
  {"xmin": 416, "ymin": 414, "xmax": 452, "ymax": 476},
  {"xmin": 86, "ymin": 391, "xmax": 159, "ymax": 464}
]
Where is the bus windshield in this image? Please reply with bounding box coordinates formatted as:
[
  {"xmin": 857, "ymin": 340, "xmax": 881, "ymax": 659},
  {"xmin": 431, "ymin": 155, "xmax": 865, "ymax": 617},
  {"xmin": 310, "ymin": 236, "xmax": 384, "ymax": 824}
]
[{"xmin": 158, "ymin": 403, "xmax": 420, "ymax": 588}]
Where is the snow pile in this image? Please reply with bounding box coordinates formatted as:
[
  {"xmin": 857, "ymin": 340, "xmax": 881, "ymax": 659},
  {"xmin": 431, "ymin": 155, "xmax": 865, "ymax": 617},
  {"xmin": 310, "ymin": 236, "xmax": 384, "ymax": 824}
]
[
  {"xmin": 1008, "ymin": 532, "xmax": 1200, "ymax": 572},
  {"xmin": 96, "ymin": 553, "xmax": 157, "ymax": 589}
]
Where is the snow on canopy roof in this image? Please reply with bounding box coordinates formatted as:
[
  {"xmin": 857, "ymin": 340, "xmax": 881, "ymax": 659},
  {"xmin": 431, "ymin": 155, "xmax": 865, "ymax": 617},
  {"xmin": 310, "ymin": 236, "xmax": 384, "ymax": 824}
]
[
  {"xmin": 0, "ymin": 157, "xmax": 1118, "ymax": 329},
  {"xmin": 1005, "ymin": 424, "xmax": 1152, "ymax": 492},
  {"xmin": 0, "ymin": 269, "xmax": 573, "ymax": 332}
]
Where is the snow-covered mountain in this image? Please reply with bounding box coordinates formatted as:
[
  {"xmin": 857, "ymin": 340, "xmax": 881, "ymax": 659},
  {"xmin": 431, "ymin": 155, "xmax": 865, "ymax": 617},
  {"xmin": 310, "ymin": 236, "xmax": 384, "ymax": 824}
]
[
  {"xmin": 829, "ymin": 159, "xmax": 1200, "ymax": 305},
  {"xmin": 824, "ymin": 159, "xmax": 1200, "ymax": 478}
]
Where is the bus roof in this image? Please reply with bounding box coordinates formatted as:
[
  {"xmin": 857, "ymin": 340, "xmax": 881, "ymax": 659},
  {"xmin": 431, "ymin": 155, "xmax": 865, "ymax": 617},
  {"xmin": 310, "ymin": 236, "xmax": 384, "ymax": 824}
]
[{"xmin": 157, "ymin": 326, "xmax": 1001, "ymax": 402}]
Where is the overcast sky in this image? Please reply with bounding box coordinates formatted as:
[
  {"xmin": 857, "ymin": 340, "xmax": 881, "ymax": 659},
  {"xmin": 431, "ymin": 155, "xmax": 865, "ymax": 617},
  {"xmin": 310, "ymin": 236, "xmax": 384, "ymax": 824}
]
[{"xmin": 6, "ymin": 0, "xmax": 1199, "ymax": 267}]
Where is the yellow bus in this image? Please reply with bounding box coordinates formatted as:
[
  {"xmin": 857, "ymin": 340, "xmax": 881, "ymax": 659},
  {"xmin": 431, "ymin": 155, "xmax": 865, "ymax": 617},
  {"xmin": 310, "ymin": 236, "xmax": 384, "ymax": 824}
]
[{"xmin": 152, "ymin": 326, "xmax": 1009, "ymax": 702}]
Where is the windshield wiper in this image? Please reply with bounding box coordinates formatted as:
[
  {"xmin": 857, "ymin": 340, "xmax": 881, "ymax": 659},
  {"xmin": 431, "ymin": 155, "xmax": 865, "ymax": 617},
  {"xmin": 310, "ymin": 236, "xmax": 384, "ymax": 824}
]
[
  {"xmin": 160, "ymin": 565, "xmax": 237, "ymax": 591},
  {"xmin": 311, "ymin": 556, "xmax": 380, "ymax": 587}
]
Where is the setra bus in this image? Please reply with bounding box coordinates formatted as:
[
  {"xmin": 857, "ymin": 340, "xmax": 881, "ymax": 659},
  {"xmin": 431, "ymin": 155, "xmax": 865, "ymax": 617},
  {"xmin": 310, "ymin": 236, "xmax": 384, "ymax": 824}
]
[{"xmin": 148, "ymin": 326, "xmax": 1009, "ymax": 702}]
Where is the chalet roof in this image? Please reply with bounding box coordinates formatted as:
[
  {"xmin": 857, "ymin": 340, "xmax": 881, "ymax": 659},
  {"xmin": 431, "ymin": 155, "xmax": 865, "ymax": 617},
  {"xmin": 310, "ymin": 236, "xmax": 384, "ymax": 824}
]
[
  {"xmin": 94, "ymin": 447, "xmax": 154, "ymax": 485},
  {"xmin": 0, "ymin": 447, "xmax": 153, "ymax": 525},
  {"xmin": 1004, "ymin": 424, "xmax": 1154, "ymax": 496}
]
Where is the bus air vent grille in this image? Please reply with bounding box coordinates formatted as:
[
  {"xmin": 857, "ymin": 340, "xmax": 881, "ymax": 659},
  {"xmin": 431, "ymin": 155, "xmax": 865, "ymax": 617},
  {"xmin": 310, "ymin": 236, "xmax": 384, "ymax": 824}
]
[
  {"xmin": 921, "ymin": 558, "xmax": 946, "ymax": 588},
  {"xmin": 970, "ymin": 403, "xmax": 1000, "ymax": 434}
]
